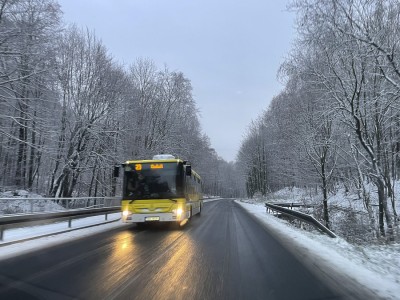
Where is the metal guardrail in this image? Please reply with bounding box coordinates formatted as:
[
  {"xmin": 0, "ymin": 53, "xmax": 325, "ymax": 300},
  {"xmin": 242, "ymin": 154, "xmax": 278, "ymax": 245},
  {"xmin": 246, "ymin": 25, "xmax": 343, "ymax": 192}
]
[
  {"xmin": 270, "ymin": 202, "xmax": 317, "ymax": 209},
  {"xmin": 0, "ymin": 197, "xmax": 122, "ymax": 241},
  {"xmin": 265, "ymin": 202, "xmax": 336, "ymax": 238},
  {"xmin": 0, "ymin": 206, "xmax": 121, "ymax": 225}
]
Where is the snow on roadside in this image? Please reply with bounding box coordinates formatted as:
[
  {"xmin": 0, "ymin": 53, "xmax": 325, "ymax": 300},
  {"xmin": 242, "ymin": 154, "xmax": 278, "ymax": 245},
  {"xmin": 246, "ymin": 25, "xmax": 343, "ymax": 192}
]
[
  {"xmin": 236, "ymin": 200, "xmax": 400, "ymax": 300},
  {"xmin": 0, "ymin": 190, "xmax": 64, "ymax": 215},
  {"xmin": 1, "ymin": 213, "xmax": 121, "ymax": 243},
  {"xmin": 0, "ymin": 217, "xmax": 129, "ymax": 261},
  {"xmin": 203, "ymin": 197, "xmax": 223, "ymax": 203}
]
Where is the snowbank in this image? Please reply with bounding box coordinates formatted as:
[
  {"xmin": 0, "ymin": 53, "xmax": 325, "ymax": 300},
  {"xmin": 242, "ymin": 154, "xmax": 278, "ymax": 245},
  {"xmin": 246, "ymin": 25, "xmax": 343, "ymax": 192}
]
[{"xmin": 0, "ymin": 190, "xmax": 64, "ymax": 215}]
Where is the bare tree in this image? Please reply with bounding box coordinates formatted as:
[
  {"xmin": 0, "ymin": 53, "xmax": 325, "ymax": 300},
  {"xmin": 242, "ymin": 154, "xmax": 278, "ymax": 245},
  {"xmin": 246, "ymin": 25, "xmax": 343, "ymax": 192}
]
[
  {"xmin": 49, "ymin": 26, "xmax": 125, "ymax": 197},
  {"xmin": 0, "ymin": 0, "xmax": 61, "ymax": 190}
]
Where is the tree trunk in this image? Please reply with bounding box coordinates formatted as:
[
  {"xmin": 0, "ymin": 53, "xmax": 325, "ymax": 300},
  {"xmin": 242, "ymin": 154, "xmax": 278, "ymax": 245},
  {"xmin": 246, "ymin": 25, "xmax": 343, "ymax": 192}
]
[{"xmin": 321, "ymin": 160, "xmax": 330, "ymax": 229}]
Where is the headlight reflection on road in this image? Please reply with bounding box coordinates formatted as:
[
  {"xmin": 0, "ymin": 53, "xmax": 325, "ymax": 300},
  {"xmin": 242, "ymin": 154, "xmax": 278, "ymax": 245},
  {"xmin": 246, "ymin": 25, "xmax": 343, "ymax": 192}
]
[
  {"xmin": 100, "ymin": 230, "xmax": 185, "ymax": 298},
  {"xmin": 98, "ymin": 229, "xmax": 212, "ymax": 299},
  {"xmin": 139, "ymin": 235, "xmax": 205, "ymax": 299},
  {"xmin": 90, "ymin": 231, "xmax": 139, "ymax": 296}
]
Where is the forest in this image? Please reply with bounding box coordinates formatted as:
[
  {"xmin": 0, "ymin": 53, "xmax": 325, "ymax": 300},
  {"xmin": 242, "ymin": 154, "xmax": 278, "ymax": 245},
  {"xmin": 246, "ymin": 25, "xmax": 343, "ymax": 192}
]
[
  {"xmin": 0, "ymin": 0, "xmax": 243, "ymax": 200},
  {"xmin": 238, "ymin": 0, "xmax": 400, "ymax": 242}
]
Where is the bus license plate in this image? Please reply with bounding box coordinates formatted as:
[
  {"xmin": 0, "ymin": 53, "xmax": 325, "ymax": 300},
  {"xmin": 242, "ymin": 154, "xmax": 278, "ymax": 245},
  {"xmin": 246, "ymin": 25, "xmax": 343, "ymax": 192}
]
[{"xmin": 145, "ymin": 216, "xmax": 160, "ymax": 221}]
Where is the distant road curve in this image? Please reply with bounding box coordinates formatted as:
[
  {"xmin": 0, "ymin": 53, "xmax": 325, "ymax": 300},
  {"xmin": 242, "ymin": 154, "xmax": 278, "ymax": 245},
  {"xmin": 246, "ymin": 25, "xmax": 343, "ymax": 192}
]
[{"xmin": 0, "ymin": 199, "xmax": 376, "ymax": 299}]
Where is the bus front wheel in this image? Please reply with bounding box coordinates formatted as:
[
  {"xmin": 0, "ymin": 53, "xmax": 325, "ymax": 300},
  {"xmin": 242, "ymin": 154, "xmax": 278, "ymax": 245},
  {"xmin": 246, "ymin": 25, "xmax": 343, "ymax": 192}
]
[{"xmin": 196, "ymin": 204, "xmax": 202, "ymax": 216}]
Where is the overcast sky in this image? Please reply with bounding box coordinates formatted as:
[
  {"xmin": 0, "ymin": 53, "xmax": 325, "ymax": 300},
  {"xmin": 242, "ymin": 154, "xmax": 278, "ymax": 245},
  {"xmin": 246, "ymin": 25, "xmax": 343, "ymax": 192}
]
[{"xmin": 58, "ymin": 0, "xmax": 295, "ymax": 162}]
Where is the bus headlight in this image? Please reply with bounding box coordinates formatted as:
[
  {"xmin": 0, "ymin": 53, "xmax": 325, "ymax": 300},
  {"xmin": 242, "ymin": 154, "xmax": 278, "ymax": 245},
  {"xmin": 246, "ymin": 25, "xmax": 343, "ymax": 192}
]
[
  {"xmin": 122, "ymin": 210, "xmax": 131, "ymax": 217},
  {"xmin": 173, "ymin": 208, "xmax": 183, "ymax": 218},
  {"xmin": 176, "ymin": 208, "xmax": 183, "ymax": 217}
]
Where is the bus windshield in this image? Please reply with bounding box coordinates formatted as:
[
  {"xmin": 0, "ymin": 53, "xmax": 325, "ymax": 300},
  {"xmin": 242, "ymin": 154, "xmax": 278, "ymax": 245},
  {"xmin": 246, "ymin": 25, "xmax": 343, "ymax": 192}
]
[{"xmin": 123, "ymin": 162, "xmax": 183, "ymax": 199}]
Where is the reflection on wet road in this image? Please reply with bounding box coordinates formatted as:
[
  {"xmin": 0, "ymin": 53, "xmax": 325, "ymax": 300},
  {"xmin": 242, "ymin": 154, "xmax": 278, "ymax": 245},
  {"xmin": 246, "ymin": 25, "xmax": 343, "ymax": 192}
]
[{"xmin": 0, "ymin": 199, "xmax": 373, "ymax": 299}]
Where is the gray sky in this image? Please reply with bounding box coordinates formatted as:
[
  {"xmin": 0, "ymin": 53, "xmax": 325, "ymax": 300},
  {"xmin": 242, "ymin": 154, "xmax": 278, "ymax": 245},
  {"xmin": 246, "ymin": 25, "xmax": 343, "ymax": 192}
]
[{"xmin": 58, "ymin": 0, "xmax": 295, "ymax": 162}]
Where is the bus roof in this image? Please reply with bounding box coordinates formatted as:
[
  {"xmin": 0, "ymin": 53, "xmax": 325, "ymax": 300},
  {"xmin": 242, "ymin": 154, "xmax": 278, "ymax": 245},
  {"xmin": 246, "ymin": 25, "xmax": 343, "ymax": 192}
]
[
  {"xmin": 124, "ymin": 159, "xmax": 183, "ymax": 164},
  {"xmin": 123, "ymin": 159, "xmax": 201, "ymax": 180}
]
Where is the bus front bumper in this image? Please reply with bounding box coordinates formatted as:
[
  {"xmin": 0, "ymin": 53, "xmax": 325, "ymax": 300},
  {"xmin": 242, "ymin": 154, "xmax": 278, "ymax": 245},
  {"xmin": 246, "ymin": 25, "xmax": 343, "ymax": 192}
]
[{"xmin": 122, "ymin": 212, "xmax": 184, "ymax": 223}]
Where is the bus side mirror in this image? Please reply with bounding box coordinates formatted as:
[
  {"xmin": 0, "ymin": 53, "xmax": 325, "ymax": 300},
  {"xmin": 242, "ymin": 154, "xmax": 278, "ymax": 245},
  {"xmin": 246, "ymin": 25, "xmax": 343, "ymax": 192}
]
[
  {"xmin": 113, "ymin": 166, "xmax": 120, "ymax": 178},
  {"xmin": 185, "ymin": 165, "xmax": 192, "ymax": 176}
]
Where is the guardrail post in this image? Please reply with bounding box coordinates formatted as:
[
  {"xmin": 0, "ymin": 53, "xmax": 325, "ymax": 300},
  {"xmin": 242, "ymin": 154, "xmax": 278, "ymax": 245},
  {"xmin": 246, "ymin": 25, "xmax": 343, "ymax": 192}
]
[
  {"xmin": 105, "ymin": 213, "xmax": 108, "ymax": 221},
  {"xmin": 0, "ymin": 226, "xmax": 3, "ymax": 241},
  {"xmin": 68, "ymin": 217, "xmax": 72, "ymax": 228}
]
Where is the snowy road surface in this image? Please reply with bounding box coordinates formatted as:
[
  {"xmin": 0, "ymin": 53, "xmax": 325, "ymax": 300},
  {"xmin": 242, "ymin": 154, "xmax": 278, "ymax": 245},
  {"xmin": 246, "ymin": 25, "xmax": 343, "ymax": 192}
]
[{"xmin": 0, "ymin": 199, "xmax": 376, "ymax": 299}]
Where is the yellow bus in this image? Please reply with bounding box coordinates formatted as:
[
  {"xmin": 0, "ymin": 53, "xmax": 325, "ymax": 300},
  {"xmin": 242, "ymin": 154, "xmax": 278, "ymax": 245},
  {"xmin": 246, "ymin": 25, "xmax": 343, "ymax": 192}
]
[{"xmin": 120, "ymin": 154, "xmax": 203, "ymax": 227}]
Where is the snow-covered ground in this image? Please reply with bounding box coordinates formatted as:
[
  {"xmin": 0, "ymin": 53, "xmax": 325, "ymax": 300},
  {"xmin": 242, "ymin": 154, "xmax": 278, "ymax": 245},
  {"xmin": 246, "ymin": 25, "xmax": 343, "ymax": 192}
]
[
  {"xmin": 261, "ymin": 185, "xmax": 400, "ymax": 244},
  {"xmin": 0, "ymin": 190, "xmax": 64, "ymax": 215},
  {"xmin": 0, "ymin": 213, "xmax": 121, "ymax": 243},
  {"xmin": 203, "ymin": 197, "xmax": 223, "ymax": 203},
  {"xmin": 0, "ymin": 214, "xmax": 128, "ymax": 261},
  {"xmin": 235, "ymin": 200, "xmax": 400, "ymax": 300}
]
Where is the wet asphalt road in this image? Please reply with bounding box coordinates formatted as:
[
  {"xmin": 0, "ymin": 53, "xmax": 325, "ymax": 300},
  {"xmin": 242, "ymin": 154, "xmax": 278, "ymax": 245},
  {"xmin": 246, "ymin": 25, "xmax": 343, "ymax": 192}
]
[{"xmin": 0, "ymin": 199, "xmax": 374, "ymax": 300}]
